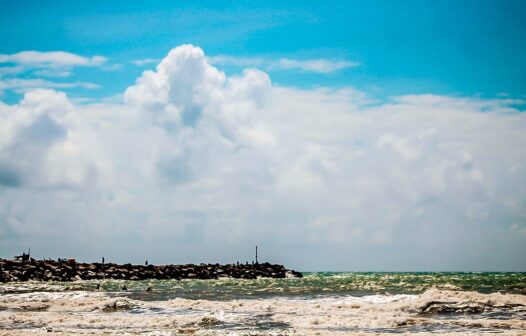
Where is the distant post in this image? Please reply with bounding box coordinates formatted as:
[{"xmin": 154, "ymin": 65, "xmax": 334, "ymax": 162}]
[{"xmin": 255, "ymin": 245, "xmax": 258, "ymax": 264}]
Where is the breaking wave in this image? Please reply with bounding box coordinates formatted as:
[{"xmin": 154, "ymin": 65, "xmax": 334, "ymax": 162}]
[{"xmin": 0, "ymin": 273, "xmax": 525, "ymax": 335}]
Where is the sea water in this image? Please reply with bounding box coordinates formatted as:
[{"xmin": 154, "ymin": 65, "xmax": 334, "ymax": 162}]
[{"xmin": 0, "ymin": 272, "xmax": 525, "ymax": 335}]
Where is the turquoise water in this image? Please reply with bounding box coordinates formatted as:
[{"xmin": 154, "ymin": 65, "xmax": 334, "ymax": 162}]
[
  {"xmin": 38, "ymin": 272, "xmax": 526, "ymax": 300},
  {"xmin": 1, "ymin": 272, "xmax": 525, "ymax": 335}
]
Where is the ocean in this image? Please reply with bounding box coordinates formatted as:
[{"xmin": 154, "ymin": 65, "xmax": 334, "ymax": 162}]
[{"xmin": 1, "ymin": 272, "xmax": 525, "ymax": 335}]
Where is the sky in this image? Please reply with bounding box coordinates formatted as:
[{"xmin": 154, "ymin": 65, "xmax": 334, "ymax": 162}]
[{"xmin": 0, "ymin": 1, "xmax": 525, "ymax": 271}]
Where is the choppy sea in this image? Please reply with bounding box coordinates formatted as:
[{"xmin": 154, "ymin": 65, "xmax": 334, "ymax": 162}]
[{"xmin": 1, "ymin": 272, "xmax": 525, "ymax": 335}]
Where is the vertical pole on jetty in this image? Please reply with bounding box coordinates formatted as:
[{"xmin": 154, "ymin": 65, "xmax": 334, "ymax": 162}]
[{"xmin": 255, "ymin": 245, "xmax": 258, "ymax": 264}]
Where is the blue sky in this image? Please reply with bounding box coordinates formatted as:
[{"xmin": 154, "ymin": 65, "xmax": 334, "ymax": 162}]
[
  {"xmin": 0, "ymin": 1, "xmax": 525, "ymax": 270},
  {"xmin": 1, "ymin": 1, "xmax": 525, "ymax": 102}
]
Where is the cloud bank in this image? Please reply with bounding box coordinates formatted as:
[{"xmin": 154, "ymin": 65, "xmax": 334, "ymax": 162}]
[{"xmin": 1, "ymin": 45, "xmax": 525, "ymax": 271}]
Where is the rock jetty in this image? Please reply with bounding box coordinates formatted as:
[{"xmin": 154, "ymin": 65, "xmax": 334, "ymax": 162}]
[{"xmin": 0, "ymin": 258, "xmax": 303, "ymax": 282}]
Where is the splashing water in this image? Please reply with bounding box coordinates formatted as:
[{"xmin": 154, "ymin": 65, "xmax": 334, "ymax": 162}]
[{"xmin": 0, "ymin": 272, "xmax": 525, "ymax": 335}]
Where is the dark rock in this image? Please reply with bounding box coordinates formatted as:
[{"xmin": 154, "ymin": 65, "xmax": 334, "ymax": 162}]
[{"xmin": 0, "ymin": 258, "xmax": 302, "ymax": 282}]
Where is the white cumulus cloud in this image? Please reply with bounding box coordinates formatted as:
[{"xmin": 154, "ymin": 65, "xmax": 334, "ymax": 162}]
[{"xmin": 0, "ymin": 45, "xmax": 525, "ymax": 271}]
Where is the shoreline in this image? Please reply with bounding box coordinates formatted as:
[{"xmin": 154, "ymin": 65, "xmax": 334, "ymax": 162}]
[{"xmin": 0, "ymin": 258, "xmax": 303, "ymax": 282}]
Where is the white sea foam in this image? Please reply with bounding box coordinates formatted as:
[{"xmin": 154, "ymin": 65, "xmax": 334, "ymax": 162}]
[{"xmin": 0, "ymin": 288, "xmax": 525, "ymax": 335}]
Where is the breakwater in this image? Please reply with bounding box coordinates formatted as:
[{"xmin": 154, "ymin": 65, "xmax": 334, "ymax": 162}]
[{"xmin": 0, "ymin": 258, "xmax": 303, "ymax": 282}]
